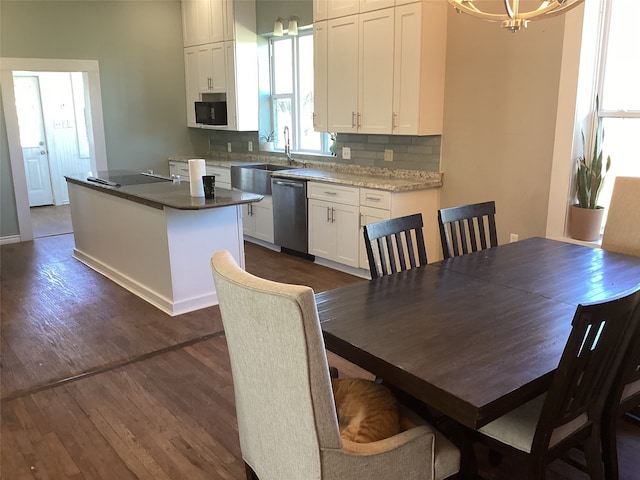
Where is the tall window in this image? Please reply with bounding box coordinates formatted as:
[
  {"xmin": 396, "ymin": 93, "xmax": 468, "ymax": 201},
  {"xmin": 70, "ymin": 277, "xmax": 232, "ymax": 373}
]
[
  {"xmin": 270, "ymin": 31, "xmax": 329, "ymax": 154},
  {"xmin": 595, "ymin": 0, "xmax": 640, "ymax": 220}
]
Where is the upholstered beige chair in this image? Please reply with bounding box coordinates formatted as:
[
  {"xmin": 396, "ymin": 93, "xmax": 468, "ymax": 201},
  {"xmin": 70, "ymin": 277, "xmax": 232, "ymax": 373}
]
[
  {"xmin": 210, "ymin": 250, "xmax": 460, "ymax": 480},
  {"xmin": 601, "ymin": 176, "xmax": 640, "ymax": 257}
]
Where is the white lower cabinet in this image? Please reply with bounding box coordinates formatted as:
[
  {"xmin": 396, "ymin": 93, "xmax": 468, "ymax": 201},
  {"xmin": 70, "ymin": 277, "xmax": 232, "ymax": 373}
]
[
  {"xmin": 205, "ymin": 165, "xmax": 231, "ymax": 189},
  {"xmin": 359, "ymin": 204, "xmax": 391, "ymax": 269},
  {"xmin": 308, "ymin": 182, "xmax": 360, "ymax": 267},
  {"xmin": 169, "ymin": 161, "xmax": 231, "ymax": 189},
  {"xmin": 243, "ymin": 195, "xmax": 273, "ymax": 243}
]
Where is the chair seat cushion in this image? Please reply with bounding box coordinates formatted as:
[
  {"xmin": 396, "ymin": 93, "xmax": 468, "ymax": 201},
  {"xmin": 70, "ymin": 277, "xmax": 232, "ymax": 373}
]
[{"xmin": 478, "ymin": 394, "xmax": 589, "ymax": 453}]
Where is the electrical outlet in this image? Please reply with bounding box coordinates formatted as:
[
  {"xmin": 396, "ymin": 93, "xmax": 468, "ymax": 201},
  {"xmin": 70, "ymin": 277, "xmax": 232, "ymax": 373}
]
[
  {"xmin": 384, "ymin": 149, "xmax": 393, "ymax": 162},
  {"xmin": 227, "ymin": 142, "xmax": 232, "ymax": 153},
  {"xmin": 510, "ymin": 233, "xmax": 519, "ymax": 243},
  {"xmin": 248, "ymin": 141, "xmax": 253, "ymax": 152},
  {"xmin": 342, "ymin": 147, "xmax": 351, "ymax": 160}
]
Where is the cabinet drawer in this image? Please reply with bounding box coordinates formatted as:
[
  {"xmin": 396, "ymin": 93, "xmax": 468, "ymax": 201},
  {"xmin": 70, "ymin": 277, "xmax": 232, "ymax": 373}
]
[
  {"xmin": 360, "ymin": 188, "xmax": 391, "ymax": 210},
  {"xmin": 307, "ymin": 182, "xmax": 359, "ymax": 206},
  {"xmin": 170, "ymin": 161, "xmax": 191, "ymax": 179},
  {"xmin": 206, "ymin": 166, "xmax": 231, "ymax": 185}
]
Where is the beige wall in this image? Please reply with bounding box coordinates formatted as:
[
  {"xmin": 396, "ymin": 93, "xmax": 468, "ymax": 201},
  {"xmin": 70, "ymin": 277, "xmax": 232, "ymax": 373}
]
[
  {"xmin": 441, "ymin": 10, "xmax": 567, "ymax": 244},
  {"xmin": 0, "ymin": 0, "xmax": 199, "ymax": 237}
]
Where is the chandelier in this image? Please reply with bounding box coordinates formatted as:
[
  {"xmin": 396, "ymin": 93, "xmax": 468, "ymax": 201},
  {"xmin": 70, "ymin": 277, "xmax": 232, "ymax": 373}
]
[{"xmin": 446, "ymin": 0, "xmax": 585, "ymax": 32}]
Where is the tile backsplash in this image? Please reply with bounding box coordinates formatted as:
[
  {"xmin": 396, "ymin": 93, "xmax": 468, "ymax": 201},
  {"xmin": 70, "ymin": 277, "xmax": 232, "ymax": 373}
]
[{"xmin": 201, "ymin": 130, "xmax": 441, "ymax": 172}]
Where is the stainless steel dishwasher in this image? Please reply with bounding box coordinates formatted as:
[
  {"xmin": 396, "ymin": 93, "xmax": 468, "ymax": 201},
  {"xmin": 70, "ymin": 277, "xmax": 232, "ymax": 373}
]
[{"xmin": 271, "ymin": 178, "xmax": 309, "ymax": 256}]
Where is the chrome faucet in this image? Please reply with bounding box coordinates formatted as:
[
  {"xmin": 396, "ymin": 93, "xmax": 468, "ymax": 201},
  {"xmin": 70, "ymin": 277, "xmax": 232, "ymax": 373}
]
[{"xmin": 283, "ymin": 126, "xmax": 292, "ymax": 165}]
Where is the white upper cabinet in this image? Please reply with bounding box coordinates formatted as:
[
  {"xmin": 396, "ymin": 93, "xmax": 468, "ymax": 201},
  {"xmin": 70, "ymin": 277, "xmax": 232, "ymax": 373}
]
[
  {"xmin": 358, "ymin": 8, "xmax": 394, "ymax": 134},
  {"xmin": 182, "ymin": 0, "xmax": 224, "ymax": 46},
  {"xmin": 196, "ymin": 43, "xmax": 226, "ymax": 93},
  {"xmin": 327, "ymin": 9, "xmax": 394, "ymax": 134},
  {"xmin": 324, "ymin": 0, "xmax": 395, "ymax": 19},
  {"xmin": 392, "ymin": 1, "xmax": 447, "ymax": 135},
  {"xmin": 327, "ymin": 15, "xmax": 359, "ymax": 133},
  {"xmin": 359, "ymin": 0, "xmax": 394, "ymax": 13},
  {"xmin": 319, "ymin": 0, "xmax": 447, "ymax": 136},
  {"xmin": 327, "ymin": 0, "xmax": 359, "ymax": 18},
  {"xmin": 182, "ymin": 0, "xmax": 258, "ymax": 131},
  {"xmin": 314, "ymin": 0, "xmax": 329, "ymax": 21}
]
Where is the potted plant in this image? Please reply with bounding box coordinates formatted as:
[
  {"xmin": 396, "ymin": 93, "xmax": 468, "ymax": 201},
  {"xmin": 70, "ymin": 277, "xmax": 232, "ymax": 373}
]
[
  {"xmin": 260, "ymin": 130, "xmax": 275, "ymax": 152},
  {"xmin": 569, "ymin": 96, "xmax": 612, "ymax": 241}
]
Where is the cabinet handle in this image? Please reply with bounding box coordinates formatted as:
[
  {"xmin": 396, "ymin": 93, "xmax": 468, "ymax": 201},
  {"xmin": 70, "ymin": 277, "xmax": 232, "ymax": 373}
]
[
  {"xmin": 351, "ymin": 111, "xmax": 356, "ymax": 128},
  {"xmin": 324, "ymin": 191, "xmax": 337, "ymax": 196},
  {"xmin": 392, "ymin": 112, "xmax": 397, "ymax": 129},
  {"xmin": 331, "ymin": 207, "xmax": 336, "ymax": 224},
  {"xmin": 313, "ymin": 112, "xmax": 316, "ymax": 126},
  {"xmin": 357, "ymin": 113, "xmax": 361, "ymax": 128},
  {"xmin": 327, "ymin": 206, "xmax": 331, "ymax": 223},
  {"xmin": 359, "ymin": 213, "xmax": 363, "ymax": 229},
  {"xmin": 366, "ymin": 196, "xmax": 381, "ymax": 202}
]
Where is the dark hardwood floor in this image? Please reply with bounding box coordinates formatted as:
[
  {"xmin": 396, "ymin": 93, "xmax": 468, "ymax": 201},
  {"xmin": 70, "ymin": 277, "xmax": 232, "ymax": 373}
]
[{"xmin": 1, "ymin": 234, "xmax": 638, "ymax": 479}]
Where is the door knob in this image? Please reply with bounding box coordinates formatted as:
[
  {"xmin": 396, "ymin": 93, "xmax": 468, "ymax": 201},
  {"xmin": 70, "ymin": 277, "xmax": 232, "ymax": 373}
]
[{"xmin": 40, "ymin": 150, "xmax": 46, "ymax": 155}]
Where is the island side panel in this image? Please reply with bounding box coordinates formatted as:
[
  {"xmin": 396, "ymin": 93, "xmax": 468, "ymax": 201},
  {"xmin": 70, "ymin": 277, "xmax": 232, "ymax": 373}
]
[
  {"xmin": 164, "ymin": 205, "xmax": 245, "ymax": 315},
  {"xmin": 68, "ymin": 182, "xmax": 175, "ymax": 312}
]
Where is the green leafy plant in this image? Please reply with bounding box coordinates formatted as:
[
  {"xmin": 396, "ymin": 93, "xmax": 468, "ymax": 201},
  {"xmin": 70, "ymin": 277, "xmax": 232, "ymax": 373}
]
[
  {"xmin": 260, "ymin": 130, "xmax": 275, "ymax": 143},
  {"xmin": 576, "ymin": 96, "xmax": 611, "ymax": 209}
]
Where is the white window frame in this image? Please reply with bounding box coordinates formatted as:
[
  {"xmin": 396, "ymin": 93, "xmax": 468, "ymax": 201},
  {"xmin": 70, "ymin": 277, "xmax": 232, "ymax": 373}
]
[{"xmin": 269, "ymin": 31, "xmax": 329, "ymax": 155}]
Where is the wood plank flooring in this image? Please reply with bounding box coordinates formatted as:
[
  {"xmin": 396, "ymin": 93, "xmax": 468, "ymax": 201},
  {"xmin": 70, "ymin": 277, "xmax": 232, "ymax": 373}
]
[{"xmin": 1, "ymin": 234, "xmax": 638, "ymax": 479}]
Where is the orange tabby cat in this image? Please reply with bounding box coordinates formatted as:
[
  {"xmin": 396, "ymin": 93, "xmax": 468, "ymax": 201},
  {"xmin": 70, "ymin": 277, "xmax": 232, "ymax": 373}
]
[{"xmin": 331, "ymin": 377, "xmax": 401, "ymax": 443}]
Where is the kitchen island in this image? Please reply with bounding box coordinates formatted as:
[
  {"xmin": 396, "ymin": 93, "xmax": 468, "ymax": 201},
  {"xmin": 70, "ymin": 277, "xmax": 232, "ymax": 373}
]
[{"xmin": 65, "ymin": 172, "xmax": 263, "ymax": 316}]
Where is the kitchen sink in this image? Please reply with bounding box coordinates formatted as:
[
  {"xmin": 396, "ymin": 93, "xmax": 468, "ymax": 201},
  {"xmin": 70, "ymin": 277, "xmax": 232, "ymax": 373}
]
[{"xmin": 230, "ymin": 163, "xmax": 293, "ymax": 195}]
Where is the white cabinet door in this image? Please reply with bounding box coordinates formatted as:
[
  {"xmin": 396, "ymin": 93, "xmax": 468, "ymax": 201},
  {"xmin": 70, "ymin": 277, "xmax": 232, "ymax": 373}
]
[
  {"xmin": 313, "ymin": 21, "xmax": 328, "ymax": 132},
  {"xmin": 333, "ymin": 202, "xmax": 360, "ymax": 267},
  {"xmin": 314, "ymin": 0, "xmax": 328, "ymax": 21},
  {"xmin": 327, "ymin": 15, "xmax": 358, "ymax": 133},
  {"xmin": 196, "ymin": 43, "xmax": 226, "ymax": 93},
  {"xmin": 360, "ymin": 0, "xmax": 394, "ymax": 13},
  {"xmin": 182, "ymin": 0, "xmax": 209, "ymax": 47},
  {"xmin": 358, "ymin": 8, "xmax": 394, "ymax": 134},
  {"xmin": 243, "ymin": 196, "xmax": 274, "ymax": 244},
  {"xmin": 394, "ymin": 1, "xmax": 447, "ymax": 135},
  {"xmin": 359, "ymin": 205, "xmax": 390, "ymax": 269},
  {"xmin": 308, "ymin": 198, "xmax": 359, "ymax": 267},
  {"xmin": 208, "ymin": 0, "xmax": 225, "ymax": 43},
  {"xmin": 309, "ymin": 198, "xmax": 336, "ymax": 259},
  {"xmin": 252, "ymin": 197, "xmax": 274, "ymax": 243},
  {"xmin": 327, "ymin": 0, "xmax": 359, "ymax": 18},
  {"xmin": 393, "ymin": 2, "xmax": 421, "ymax": 134}
]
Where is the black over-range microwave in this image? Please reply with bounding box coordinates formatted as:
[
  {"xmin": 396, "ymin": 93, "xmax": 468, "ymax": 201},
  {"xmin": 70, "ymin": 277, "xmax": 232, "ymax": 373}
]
[{"xmin": 195, "ymin": 101, "xmax": 228, "ymax": 126}]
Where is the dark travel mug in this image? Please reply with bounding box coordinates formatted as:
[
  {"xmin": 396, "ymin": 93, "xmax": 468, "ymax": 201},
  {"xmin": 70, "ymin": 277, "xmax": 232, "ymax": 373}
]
[{"xmin": 202, "ymin": 175, "xmax": 215, "ymax": 199}]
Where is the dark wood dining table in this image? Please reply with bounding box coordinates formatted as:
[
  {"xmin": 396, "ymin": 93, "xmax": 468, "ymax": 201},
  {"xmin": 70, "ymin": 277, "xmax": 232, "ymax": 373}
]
[{"xmin": 317, "ymin": 237, "xmax": 640, "ymax": 430}]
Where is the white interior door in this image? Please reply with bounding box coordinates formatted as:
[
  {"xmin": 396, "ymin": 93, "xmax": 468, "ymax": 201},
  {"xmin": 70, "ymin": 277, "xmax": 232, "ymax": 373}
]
[{"xmin": 14, "ymin": 76, "xmax": 54, "ymax": 207}]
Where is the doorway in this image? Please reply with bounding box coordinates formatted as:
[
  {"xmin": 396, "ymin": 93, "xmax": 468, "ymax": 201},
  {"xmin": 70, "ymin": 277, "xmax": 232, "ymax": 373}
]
[{"xmin": 1, "ymin": 58, "xmax": 107, "ymax": 242}]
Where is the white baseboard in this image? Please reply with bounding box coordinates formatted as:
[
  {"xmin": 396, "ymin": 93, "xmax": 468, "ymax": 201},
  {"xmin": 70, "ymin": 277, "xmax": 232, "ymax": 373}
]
[
  {"xmin": 73, "ymin": 248, "xmax": 218, "ymax": 316},
  {"xmin": 313, "ymin": 257, "xmax": 370, "ymax": 279},
  {"xmin": 0, "ymin": 235, "xmax": 21, "ymax": 245}
]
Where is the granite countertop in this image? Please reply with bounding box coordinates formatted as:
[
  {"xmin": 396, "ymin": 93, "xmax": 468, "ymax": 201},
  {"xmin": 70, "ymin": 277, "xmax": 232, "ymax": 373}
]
[
  {"xmin": 65, "ymin": 171, "xmax": 262, "ymax": 211},
  {"xmin": 169, "ymin": 155, "xmax": 442, "ymax": 192}
]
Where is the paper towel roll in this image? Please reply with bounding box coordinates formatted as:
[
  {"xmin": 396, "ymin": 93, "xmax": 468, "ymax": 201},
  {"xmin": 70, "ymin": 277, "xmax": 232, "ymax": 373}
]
[{"xmin": 189, "ymin": 159, "xmax": 206, "ymax": 197}]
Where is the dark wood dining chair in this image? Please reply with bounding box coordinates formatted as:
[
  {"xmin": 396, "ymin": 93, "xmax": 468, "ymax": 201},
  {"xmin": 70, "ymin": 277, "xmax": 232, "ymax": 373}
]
[
  {"xmin": 475, "ymin": 286, "xmax": 640, "ymax": 480},
  {"xmin": 601, "ymin": 314, "xmax": 640, "ymax": 480},
  {"xmin": 363, "ymin": 213, "xmax": 428, "ymax": 279},
  {"xmin": 437, "ymin": 201, "xmax": 498, "ymax": 259}
]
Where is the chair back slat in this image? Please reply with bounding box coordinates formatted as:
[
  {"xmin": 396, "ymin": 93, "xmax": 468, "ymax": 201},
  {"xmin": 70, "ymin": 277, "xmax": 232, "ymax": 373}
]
[
  {"xmin": 364, "ymin": 213, "xmax": 428, "ymax": 279},
  {"xmin": 438, "ymin": 201, "xmax": 498, "ymax": 259},
  {"xmin": 532, "ymin": 287, "xmax": 640, "ymax": 455}
]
